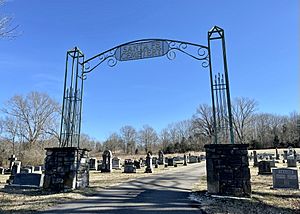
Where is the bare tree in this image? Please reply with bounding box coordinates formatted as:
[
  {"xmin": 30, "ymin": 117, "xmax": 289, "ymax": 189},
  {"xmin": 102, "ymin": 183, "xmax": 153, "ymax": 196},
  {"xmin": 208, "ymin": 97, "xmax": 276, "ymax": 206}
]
[
  {"xmin": 138, "ymin": 125, "xmax": 158, "ymax": 153},
  {"xmin": 120, "ymin": 125, "xmax": 137, "ymax": 154},
  {"xmin": 192, "ymin": 104, "xmax": 214, "ymax": 139},
  {"xmin": 1, "ymin": 92, "xmax": 60, "ymax": 148},
  {"xmin": 103, "ymin": 132, "xmax": 122, "ymax": 153},
  {"xmin": 231, "ymin": 97, "xmax": 258, "ymax": 143},
  {"xmin": 0, "ymin": 0, "xmax": 19, "ymax": 39}
]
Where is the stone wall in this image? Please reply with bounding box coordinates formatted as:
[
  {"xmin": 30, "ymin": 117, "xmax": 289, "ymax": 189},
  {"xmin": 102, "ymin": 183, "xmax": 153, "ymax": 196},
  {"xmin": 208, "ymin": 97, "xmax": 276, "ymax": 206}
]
[
  {"xmin": 43, "ymin": 147, "xmax": 89, "ymax": 192},
  {"xmin": 205, "ymin": 144, "xmax": 251, "ymax": 197}
]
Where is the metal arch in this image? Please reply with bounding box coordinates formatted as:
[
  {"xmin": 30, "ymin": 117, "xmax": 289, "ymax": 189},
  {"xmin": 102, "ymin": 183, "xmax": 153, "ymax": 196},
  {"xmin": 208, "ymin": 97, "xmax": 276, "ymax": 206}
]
[{"xmin": 82, "ymin": 38, "xmax": 209, "ymax": 75}]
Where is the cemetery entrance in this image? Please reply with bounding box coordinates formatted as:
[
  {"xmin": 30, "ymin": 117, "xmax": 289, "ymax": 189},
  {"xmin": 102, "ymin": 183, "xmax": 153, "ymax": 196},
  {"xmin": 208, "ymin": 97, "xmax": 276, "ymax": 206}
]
[{"xmin": 44, "ymin": 26, "xmax": 251, "ymax": 196}]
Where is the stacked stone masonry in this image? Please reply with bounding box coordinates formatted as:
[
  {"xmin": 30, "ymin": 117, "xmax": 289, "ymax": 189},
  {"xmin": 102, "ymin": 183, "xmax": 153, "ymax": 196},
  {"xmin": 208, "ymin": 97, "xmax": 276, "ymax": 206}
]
[
  {"xmin": 205, "ymin": 144, "xmax": 251, "ymax": 197},
  {"xmin": 43, "ymin": 147, "xmax": 89, "ymax": 192}
]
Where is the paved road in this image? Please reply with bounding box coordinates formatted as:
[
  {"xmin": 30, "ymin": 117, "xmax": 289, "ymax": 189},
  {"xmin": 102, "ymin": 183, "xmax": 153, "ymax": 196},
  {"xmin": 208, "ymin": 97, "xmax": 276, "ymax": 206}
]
[{"xmin": 42, "ymin": 162, "xmax": 206, "ymax": 214}]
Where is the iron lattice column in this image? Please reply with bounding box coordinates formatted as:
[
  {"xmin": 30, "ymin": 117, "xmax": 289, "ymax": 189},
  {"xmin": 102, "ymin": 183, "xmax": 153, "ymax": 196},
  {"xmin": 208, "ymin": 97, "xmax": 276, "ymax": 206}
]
[
  {"xmin": 208, "ymin": 26, "xmax": 234, "ymax": 144},
  {"xmin": 59, "ymin": 47, "xmax": 85, "ymax": 148}
]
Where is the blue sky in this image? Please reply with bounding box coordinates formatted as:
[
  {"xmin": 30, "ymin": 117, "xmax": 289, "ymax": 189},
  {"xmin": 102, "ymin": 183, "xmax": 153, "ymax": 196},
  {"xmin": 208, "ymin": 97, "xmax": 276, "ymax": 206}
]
[{"xmin": 0, "ymin": 0, "xmax": 299, "ymax": 141}]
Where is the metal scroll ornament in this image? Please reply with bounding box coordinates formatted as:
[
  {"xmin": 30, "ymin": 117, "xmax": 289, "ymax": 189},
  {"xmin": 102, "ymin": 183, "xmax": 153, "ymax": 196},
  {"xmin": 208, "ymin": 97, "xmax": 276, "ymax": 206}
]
[{"xmin": 83, "ymin": 39, "xmax": 209, "ymax": 74}]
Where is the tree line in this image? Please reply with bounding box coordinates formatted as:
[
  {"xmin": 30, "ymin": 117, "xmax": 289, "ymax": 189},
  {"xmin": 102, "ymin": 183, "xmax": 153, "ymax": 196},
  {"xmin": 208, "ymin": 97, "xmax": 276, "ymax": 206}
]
[{"xmin": 0, "ymin": 91, "xmax": 299, "ymax": 166}]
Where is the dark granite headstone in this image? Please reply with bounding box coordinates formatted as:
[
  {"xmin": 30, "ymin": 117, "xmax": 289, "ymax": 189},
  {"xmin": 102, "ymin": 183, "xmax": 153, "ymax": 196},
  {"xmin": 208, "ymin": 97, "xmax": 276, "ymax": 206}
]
[
  {"xmin": 283, "ymin": 150, "xmax": 288, "ymax": 160},
  {"xmin": 145, "ymin": 152, "xmax": 153, "ymax": 173},
  {"xmin": 112, "ymin": 157, "xmax": 121, "ymax": 170},
  {"xmin": 101, "ymin": 150, "xmax": 112, "ymax": 173},
  {"xmin": 124, "ymin": 159, "xmax": 136, "ymax": 173},
  {"xmin": 183, "ymin": 154, "xmax": 188, "ymax": 166},
  {"xmin": 11, "ymin": 173, "xmax": 44, "ymax": 188},
  {"xmin": 158, "ymin": 150, "xmax": 165, "ymax": 165},
  {"xmin": 253, "ymin": 150, "xmax": 258, "ymax": 167},
  {"xmin": 272, "ymin": 168, "xmax": 299, "ymax": 189},
  {"xmin": 258, "ymin": 161, "xmax": 272, "ymax": 175},
  {"xmin": 89, "ymin": 158, "xmax": 98, "ymax": 170},
  {"xmin": 133, "ymin": 160, "xmax": 141, "ymax": 169},
  {"xmin": 287, "ymin": 159, "xmax": 297, "ymax": 167},
  {"xmin": 167, "ymin": 158, "xmax": 174, "ymax": 166}
]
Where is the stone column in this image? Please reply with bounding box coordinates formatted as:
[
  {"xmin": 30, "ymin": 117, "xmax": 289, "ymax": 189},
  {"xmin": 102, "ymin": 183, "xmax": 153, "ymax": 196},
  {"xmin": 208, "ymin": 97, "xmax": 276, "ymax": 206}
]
[
  {"xmin": 205, "ymin": 144, "xmax": 251, "ymax": 197},
  {"xmin": 101, "ymin": 150, "xmax": 112, "ymax": 173},
  {"xmin": 43, "ymin": 147, "xmax": 89, "ymax": 192}
]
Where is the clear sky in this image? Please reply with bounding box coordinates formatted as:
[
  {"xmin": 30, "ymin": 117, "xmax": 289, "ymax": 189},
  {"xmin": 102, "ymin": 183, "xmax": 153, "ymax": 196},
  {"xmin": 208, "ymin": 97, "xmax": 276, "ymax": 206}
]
[{"xmin": 0, "ymin": 0, "xmax": 299, "ymax": 141}]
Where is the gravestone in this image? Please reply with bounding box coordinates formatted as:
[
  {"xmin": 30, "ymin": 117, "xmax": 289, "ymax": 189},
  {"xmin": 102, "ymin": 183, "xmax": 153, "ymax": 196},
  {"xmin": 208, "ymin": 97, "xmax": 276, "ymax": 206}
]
[
  {"xmin": 283, "ymin": 150, "xmax": 288, "ymax": 160},
  {"xmin": 269, "ymin": 160, "xmax": 276, "ymax": 168},
  {"xmin": 112, "ymin": 157, "xmax": 121, "ymax": 170},
  {"xmin": 249, "ymin": 152, "xmax": 253, "ymax": 161},
  {"xmin": 9, "ymin": 173, "xmax": 44, "ymax": 188},
  {"xmin": 287, "ymin": 158, "xmax": 297, "ymax": 167},
  {"xmin": 272, "ymin": 168, "xmax": 299, "ymax": 189},
  {"xmin": 183, "ymin": 154, "xmax": 188, "ymax": 166},
  {"xmin": 253, "ymin": 150, "xmax": 258, "ymax": 167},
  {"xmin": 205, "ymin": 144, "xmax": 251, "ymax": 197},
  {"xmin": 8, "ymin": 155, "xmax": 17, "ymax": 171},
  {"xmin": 258, "ymin": 161, "xmax": 272, "ymax": 175},
  {"xmin": 145, "ymin": 152, "xmax": 153, "ymax": 173},
  {"xmin": 167, "ymin": 157, "xmax": 174, "ymax": 166},
  {"xmin": 34, "ymin": 166, "xmax": 43, "ymax": 173},
  {"xmin": 158, "ymin": 150, "xmax": 165, "ymax": 165},
  {"xmin": 152, "ymin": 157, "xmax": 158, "ymax": 165},
  {"xmin": 134, "ymin": 160, "xmax": 141, "ymax": 169},
  {"xmin": 11, "ymin": 161, "xmax": 21, "ymax": 175},
  {"xmin": 0, "ymin": 167, "xmax": 4, "ymax": 175},
  {"xmin": 20, "ymin": 167, "xmax": 32, "ymax": 174},
  {"xmin": 189, "ymin": 155, "xmax": 198, "ymax": 163},
  {"xmin": 124, "ymin": 159, "xmax": 136, "ymax": 173},
  {"xmin": 101, "ymin": 150, "xmax": 112, "ymax": 173},
  {"xmin": 89, "ymin": 158, "xmax": 98, "ymax": 170},
  {"xmin": 275, "ymin": 148, "xmax": 280, "ymax": 160}
]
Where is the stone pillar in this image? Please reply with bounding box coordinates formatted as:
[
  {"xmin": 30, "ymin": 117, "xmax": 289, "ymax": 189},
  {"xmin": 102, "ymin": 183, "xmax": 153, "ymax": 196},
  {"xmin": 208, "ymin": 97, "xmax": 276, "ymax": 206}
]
[
  {"xmin": 283, "ymin": 150, "xmax": 288, "ymax": 160},
  {"xmin": 253, "ymin": 150, "xmax": 258, "ymax": 167},
  {"xmin": 145, "ymin": 153, "xmax": 153, "ymax": 173},
  {"xmin": 43, "ymin": 147, "xmax": 89, "ymax": 192},
  {"xmin": 205, "ymin": 144, "xmax": 251, "ymax": 197}
]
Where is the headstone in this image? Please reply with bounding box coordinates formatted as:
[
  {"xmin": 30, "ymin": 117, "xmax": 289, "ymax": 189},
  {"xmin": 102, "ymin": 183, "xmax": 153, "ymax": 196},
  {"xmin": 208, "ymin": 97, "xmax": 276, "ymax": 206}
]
[
  {"xmin": 167, "ymin": 157, "xmax": 174, "ymax": 166},
  {"xmin": 112, "ymin": 157, "xmax": 121, "ymax": 170},
  {"xmin": 123, "ymin": 159, "xmax": 136, "ymax": 173},
  {"xmin": 89, "ymin": 158, "xmax": 98, "ymax": 170},
  {"xmin": 0, "ymin": 167, "xmax": 4, "ymax": 175},
  {"xmin": 158, "ymin": 150, "xmax": 165, "ymax": 165},
  {"xmin": 253, "ymin": 150, "xmax": 258, "ymax": 167},
  {"xmin": 8, "ymin": 155, "xmax": 17, "ymax": 171},
  {"xmin": 258, "ymin": 161, "xmax": 272, "ymax": 175},
  {"xmin": 10, "ymin": 173, "xmax": 44, "ymax": 188},
  {"xmin": 287, "ymin": 159, "xmax": 297, "ymax": 167},
  {"xmin": 133, "ymin": 160, "xmax": 141, "ymax": 169},
  {"xmin": 275, "ymin": 148, "xmax": 280, "ymax": 160},
  {"xmin": 283, "ymin": 150, "xmax": 288, "ymax": 160},
  {"xmin": 183, "ymin": 154, "xmax": 188, "ymax": 166},
  {"xmin": 34, "ymin": 166, "xmax": 43, "ymax": 173},
  {"xmin": 145, "ymin": 152, "xmax": 153, "ymax": 173},
  {"xmin": 152, "ymin": 157, "xmax": 158, "ymax": 165},
  {"xmin": 101, "ymin": 150, "xmax": 112, "ymax": 173},
  {"xmin": 11, "ymin": 161, "xmax": 21, "ymax": 175},
  {"xmin": 20, "ymin": 168, "xmax": 32, "ymax": 174},
  {"xmin": 189, "ymin": 155, "xmax": 198, "ymax": 163},
  {"xmin": 272, "ymin": 168, "xmax": 299, "ymax": 189}
]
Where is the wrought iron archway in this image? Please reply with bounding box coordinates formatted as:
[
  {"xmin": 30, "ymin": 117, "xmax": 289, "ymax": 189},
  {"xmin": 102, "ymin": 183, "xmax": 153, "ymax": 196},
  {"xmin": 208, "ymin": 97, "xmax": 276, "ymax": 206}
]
[{"xmin": 59, "ymin": 26, "xmax": 234, "ymax": 148}]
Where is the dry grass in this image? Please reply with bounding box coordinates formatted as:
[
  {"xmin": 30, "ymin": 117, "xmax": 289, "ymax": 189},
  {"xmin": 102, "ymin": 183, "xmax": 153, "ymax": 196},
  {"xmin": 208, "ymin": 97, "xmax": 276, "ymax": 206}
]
[{"xmin": 193, "ymin": 149, "xmax": 300, "ymax": 214}]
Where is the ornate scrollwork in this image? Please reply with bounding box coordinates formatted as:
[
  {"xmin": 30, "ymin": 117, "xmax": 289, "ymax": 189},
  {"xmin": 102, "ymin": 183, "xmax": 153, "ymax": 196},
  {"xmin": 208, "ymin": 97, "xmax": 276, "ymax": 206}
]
[
  {"xmin": 165, "ymin": 41, "xmax": 209, "ymax": 68},
  {"xmin": 83, "ymin": 49, "xmax": 118, "ymax": 74},
  {"xmin": 82, "ymin": 39, "xmax": 209, "ymax": 74}
]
